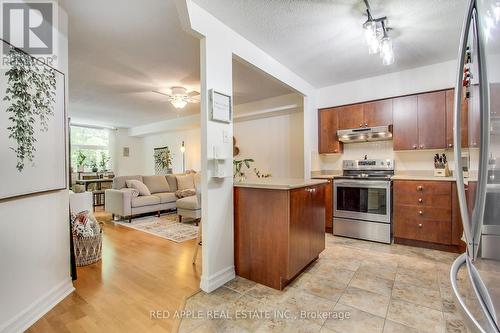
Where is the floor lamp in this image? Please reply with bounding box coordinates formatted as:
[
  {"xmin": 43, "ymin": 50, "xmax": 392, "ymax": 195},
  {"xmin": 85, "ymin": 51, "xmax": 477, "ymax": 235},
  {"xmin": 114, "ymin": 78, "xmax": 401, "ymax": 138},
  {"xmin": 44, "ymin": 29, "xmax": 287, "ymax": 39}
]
[{"xmin": 180, "ymin": 141, "xmax": 186, "ymax": 173}]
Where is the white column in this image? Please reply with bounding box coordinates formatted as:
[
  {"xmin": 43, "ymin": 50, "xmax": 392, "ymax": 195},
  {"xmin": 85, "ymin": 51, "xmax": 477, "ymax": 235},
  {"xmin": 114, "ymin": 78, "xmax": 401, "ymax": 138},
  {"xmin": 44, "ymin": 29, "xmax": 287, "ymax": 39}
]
[{"xmin": 199, "ymin": 37, "xmax": 235, "ymax": 292}]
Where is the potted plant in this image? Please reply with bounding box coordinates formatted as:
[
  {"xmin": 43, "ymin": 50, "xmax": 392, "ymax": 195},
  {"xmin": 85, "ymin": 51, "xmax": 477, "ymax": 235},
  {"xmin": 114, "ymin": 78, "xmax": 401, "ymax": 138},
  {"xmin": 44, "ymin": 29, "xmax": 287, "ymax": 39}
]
[
  {"xmin": 90, "ymin": 158, "xmax": 98, "ymax": 173},
  {"xmin": 76, "ymin": 150, "xmax": 87, "ymax": 172},
  {"xmin": 99, "ymin": 152, "xmax": 110, "ymax": 172}
]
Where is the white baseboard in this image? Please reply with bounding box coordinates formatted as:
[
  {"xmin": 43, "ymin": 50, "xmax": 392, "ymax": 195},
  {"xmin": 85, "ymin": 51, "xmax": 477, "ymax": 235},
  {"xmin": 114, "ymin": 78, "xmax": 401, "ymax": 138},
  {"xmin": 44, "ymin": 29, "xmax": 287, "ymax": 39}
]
[
  {"xmin": 200, "ymin": 266, "xmax": 235, "ymax": 293},
  {"xmin": 0, "ymin": 278, "xmax": 74, "ymax": 333}
]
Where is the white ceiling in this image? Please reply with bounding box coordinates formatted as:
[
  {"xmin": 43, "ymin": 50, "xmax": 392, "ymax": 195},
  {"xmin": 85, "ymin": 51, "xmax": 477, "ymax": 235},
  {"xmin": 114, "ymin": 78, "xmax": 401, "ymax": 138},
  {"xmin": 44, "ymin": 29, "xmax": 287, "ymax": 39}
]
[
  {"xmin": 193, "ymin": 0, "xmax": 468, "ymax": 88},
  {"xmin": 61, "ymin": 0, "xmax": 201, "ymax": 128},
  {"xmin": 233, "ymin": 58, "xmax": 294, "ymax": 105}
]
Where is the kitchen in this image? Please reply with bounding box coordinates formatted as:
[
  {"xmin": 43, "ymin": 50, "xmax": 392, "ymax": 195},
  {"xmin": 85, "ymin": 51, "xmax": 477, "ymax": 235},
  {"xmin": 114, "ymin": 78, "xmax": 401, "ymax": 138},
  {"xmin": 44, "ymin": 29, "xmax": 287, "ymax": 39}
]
[{"xmin": 181, "ymin": 1, "xmax": 500, "ymax": 332}]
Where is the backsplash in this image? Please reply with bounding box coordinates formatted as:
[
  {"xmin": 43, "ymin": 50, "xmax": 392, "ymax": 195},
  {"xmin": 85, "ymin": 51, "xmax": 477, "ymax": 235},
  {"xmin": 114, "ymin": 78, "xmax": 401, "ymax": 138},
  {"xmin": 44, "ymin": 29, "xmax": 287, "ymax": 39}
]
[{"xmin": 316, "ymin": 141, "xmax": 460, "ymax": 172}]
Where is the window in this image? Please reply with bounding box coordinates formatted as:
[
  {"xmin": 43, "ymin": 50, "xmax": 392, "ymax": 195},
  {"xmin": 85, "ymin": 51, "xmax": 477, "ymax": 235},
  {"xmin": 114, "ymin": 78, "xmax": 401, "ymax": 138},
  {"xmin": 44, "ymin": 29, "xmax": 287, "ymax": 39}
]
[{"xmin": 70, "ymin": 126, "xmax": 111, "ymax": 172}]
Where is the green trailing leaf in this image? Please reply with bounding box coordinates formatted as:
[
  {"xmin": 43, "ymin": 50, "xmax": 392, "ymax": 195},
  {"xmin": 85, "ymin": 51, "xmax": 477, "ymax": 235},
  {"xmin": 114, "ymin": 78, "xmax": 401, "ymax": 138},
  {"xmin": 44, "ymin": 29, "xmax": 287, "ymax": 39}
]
[{"xmin": 4, "ymin": 47, "xmax": 56, "ymax": 172}]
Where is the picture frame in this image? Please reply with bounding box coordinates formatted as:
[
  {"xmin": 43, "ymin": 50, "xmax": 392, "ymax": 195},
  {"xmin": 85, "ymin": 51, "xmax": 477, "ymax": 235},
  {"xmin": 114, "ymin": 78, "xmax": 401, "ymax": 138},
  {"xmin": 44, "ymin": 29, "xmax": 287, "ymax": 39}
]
[
  {"xmin": 0, "ymin": 39, "xmax": 67, "ymax": 201},
  {"xmin": 209, "ymin": 89, "xmax": 232, "ymax": 123}
]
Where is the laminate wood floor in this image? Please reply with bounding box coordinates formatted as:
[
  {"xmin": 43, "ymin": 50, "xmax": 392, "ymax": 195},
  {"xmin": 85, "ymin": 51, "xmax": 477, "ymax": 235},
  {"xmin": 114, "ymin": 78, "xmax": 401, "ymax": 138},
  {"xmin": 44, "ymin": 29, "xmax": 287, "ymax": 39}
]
[{"xmin": 27, "ymin": 209, "xmax": 201, "ymax": 333}]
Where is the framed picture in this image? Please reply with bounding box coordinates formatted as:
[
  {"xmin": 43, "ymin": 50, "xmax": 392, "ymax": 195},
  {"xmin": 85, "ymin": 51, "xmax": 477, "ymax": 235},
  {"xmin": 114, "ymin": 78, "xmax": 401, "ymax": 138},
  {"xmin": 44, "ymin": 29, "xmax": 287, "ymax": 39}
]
[
  {"xmin": 210, "ymin": 89, "xmax": 232, "ymax": 123},
  {"xmin": 0, "ymin": 40, "xmax": 67, "ymax": 200}
]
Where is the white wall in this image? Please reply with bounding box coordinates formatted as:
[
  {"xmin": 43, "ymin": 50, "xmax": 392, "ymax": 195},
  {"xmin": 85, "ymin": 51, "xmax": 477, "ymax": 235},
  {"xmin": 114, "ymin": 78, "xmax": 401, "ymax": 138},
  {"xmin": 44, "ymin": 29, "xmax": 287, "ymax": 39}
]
[
  {"xmin": 110, "ymin": 128, "xmax": 145, "ymax": 176},
  {"xmin": 0, "ymin": 6, "xmax": 74, "ymax": 333},
  {"xmin": 110, "ymin": 127, "xmax": 201, "ymax": 176},
  {"xmin": 313, "ymin": 60, "xmax": 458, "ymax": 172},
  {"xmin": 234, "ymin": 110, "xmax": 304, "ymax": 178},
  {"xmin": 142, "ymin": 128, "xmax": 201, "ymax": 174}
]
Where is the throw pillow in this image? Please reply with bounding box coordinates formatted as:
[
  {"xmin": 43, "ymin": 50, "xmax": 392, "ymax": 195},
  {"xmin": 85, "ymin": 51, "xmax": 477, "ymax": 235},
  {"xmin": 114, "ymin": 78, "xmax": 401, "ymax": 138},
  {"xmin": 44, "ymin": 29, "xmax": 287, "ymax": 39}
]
[
  {"xmin": 176, "ymin": 174, "xmax": 195, "ymax": 190},
  {"xmin": 175, "ymin": 189, "xmax": 196, "ymax": 198},
  {"xmin": 142, "ymin": 175, "xmax": 170, "ymax": 194},
  {"xmin": 126, "ymin": 180, "xmax": 151, "ymax": 196},
  {"xmin": 121, "ymin": 188, "xmax": 139, "ymax": 197}
]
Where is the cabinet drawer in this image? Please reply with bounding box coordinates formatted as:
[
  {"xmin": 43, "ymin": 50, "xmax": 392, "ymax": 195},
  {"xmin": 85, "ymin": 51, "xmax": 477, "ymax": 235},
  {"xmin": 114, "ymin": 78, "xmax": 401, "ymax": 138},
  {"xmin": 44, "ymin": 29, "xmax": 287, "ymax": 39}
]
[
  {"xmin": 394, "ymin": 217, "xmax": 451, "ymax": 244},
  {"xmin": 395, "ymin": 204, "xmax": 451, "ymax": 221},
  {"xmin": 394, "ymin": 192, "xmax": 450, "ymax": 207},
  {"xmin": 394, "ymin": 181, "xmax": 451, "ymax": 207}
]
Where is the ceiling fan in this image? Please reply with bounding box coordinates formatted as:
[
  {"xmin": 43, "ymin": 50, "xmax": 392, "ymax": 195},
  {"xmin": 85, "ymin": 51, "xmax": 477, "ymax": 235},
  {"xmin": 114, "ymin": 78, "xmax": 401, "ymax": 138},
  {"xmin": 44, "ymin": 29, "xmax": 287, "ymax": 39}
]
[{"xmin": 152, "ymin": 86, "xmax": 200, "ymax": 109}]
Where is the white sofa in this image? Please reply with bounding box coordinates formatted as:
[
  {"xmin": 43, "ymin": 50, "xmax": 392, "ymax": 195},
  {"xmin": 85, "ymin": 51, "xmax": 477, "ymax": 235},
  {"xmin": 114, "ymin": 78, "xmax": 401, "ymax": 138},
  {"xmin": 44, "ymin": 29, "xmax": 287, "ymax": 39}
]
[{"xmin": 105, "ymin": 174, "xmax": 200, "ymax": 222}]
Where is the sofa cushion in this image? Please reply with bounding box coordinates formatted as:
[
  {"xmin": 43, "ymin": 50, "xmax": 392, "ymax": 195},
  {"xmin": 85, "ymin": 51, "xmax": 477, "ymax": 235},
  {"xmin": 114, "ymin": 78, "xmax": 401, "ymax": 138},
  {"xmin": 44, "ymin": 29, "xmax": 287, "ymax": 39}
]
[
  {"xmin": 165, "ymin": 174, "xmax": 178, "ymax": 192},
  {"xmin": 143, "ymin": 175, "xmax": 170, "ymax": 194},
  {"xmin": 113, "ymin": 175, "xmax": 143, "ymax": 190},
  {"xmin": 126, "ymin": 180, "xmax": 151, "ymax": 196},
  {"xmin": 154, "ymin": 192, "xmax": 177, "ymax": 204},
  {"xmin": 131, "ymin": 195, "xmax": 160, "ymax": 208},
  {"xmin": 176, "ymin": 174, "xmax": 195, "ymax": 190},
  {"xmin": 176, "ymin": 195, "xmax": 200, "ymax": 210}
]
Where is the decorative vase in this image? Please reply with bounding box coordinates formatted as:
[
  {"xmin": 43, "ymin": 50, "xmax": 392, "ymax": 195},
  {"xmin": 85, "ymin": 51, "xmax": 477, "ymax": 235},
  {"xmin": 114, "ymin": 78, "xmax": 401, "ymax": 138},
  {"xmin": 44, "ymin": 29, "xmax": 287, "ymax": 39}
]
[
  {"xmin": 77, "ymin": 165, "xmax": 84, "ymax": 172},
  {"xmin": 166, "ymin": 168, "xmax": 173, "ymax": 174},
  {"xmin": 92, "ymin": 167, "xmax": 98, "ymax": 172}
]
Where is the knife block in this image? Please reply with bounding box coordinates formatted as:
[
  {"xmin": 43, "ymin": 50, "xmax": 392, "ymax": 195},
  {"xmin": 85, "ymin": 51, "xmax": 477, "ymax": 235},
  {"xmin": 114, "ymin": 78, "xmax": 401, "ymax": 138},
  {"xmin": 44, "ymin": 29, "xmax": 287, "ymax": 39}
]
[{"xmin": 434, "ymin": 164, "xmax": 451, "ymax": 177}]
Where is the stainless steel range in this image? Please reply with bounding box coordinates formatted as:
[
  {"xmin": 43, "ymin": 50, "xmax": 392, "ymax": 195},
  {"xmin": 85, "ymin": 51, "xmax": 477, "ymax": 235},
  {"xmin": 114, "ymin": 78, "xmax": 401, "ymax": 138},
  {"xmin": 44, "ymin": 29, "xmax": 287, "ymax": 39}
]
[{"xmin": 334, "ymin": 159, "xmax": 394, "ymax": 244}]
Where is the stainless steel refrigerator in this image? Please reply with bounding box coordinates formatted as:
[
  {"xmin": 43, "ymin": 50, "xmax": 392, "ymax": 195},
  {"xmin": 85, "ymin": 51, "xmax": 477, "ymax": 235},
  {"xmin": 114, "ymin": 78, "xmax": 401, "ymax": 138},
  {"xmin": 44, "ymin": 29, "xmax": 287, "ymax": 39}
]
[{"xmin": 451, "ymin": 0, "xmax": 500, "ymax": 332}]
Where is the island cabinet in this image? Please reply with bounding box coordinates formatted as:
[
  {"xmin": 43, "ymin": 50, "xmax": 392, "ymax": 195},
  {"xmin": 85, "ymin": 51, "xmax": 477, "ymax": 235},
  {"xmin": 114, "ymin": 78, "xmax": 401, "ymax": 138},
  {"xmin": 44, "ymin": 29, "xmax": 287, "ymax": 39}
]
[
  {"xmin": 393, "ymin": 180, "xmax": 465, "ymax": 253},
  {"xmin": 234, "ymin": 183, "xmax": 326, "ymax": 290}
]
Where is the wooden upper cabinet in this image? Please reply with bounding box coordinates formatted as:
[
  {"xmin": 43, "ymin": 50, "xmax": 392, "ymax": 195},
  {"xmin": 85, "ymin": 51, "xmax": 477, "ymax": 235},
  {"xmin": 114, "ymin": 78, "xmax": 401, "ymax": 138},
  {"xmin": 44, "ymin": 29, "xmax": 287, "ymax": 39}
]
[
  {"xmin": 393, "ymin": 95, "xmax": 418, "ymax": 150},
  {"xmin": 318, "ymin": 108, "xmax": 342, "ymax": 154},
  {"xmin": 446, "ymin": 89, "xmax": 469, "ymax": 149},
  {"xmin": 363, "ymin": 99, "xmax": 393, "ymax": 127},
  {"xmin": 338, "ymin": 104, "xmax": 364, "ymax": 129},
  {"xmin": 417, "ymin": 91, "xmax": 447, "ymax": 150}
]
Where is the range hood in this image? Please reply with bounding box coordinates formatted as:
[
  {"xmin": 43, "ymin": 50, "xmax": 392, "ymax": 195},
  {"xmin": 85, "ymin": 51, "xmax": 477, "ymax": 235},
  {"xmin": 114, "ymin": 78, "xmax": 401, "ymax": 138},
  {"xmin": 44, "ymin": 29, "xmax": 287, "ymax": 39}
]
[{"xmin": 337, "ymin": 125, "xmax": 393, "ymax": 143}]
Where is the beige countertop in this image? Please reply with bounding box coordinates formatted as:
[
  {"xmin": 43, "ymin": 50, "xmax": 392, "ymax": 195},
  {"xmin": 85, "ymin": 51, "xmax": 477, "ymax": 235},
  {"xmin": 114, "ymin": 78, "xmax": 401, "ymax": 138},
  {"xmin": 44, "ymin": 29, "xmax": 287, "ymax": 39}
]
[
  {"xmin": 311, "ymin": 170, "xmax": 343, "ymax": 179},
  {"xmin": 234, "ymin": 178, "xmax": 328, "ymax": 190},
  {"xmin": 391, "ymin": 171, "xmax": 456, "ymax": 182},
  {"xmin": 311, "ymin": 170, "xmax": 461, "ymax": 182}
]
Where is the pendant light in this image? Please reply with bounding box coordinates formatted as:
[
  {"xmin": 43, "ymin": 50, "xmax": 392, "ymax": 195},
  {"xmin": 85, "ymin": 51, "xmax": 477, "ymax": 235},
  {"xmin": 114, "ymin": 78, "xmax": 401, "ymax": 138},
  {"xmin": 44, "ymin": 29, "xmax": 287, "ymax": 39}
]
[{"xmin": 362, "ymin": 0, "xmax": 394, "ymax": 65}]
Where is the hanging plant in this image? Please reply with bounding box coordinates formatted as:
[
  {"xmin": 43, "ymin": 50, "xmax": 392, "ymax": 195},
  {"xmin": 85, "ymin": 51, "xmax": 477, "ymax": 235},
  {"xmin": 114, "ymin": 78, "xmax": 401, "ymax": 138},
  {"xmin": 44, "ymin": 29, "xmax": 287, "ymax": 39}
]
[{"xmin": 3, "ymin": 46, "xmax": 56, "ymax": 172}]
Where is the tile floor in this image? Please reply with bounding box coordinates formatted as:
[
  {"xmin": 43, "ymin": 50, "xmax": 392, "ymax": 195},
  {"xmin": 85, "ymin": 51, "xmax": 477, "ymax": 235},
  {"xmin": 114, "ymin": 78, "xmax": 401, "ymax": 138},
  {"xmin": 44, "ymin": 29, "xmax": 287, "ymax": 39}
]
[{"xmin": 178, "ymin": 235, "xmax": 470, "ymax": 333}]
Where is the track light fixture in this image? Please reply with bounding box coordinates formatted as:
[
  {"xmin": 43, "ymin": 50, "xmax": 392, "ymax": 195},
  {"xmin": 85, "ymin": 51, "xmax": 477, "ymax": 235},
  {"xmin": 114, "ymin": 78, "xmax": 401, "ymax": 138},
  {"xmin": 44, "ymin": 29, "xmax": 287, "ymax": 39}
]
[{"xmin": 362, "ymin": 0, "xmax": 394, "ymax": 65}]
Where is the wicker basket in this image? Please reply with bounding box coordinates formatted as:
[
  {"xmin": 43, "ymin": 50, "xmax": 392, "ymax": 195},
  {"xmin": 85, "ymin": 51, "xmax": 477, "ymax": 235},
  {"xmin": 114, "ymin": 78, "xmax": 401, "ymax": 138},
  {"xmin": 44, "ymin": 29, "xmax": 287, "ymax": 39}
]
[{"xmin": 73, "ymin": 229, "xmax": 102, "ymax": 267}]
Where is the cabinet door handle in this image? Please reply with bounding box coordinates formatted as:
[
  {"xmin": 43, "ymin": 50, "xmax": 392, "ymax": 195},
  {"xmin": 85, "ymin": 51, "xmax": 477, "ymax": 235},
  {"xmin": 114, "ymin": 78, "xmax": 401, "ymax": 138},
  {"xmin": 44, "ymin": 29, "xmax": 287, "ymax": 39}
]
[
  {"xmin": 448, "ymin": 143, "xmax": 453, "ymax": 148},
  {"xmin": 359, "ymin": 124, "xmax": 363, "ymax": 127},
  {"xmin": 418, "ymin": 198, "xmax": 423, "ymax": 203},
  {"xmin": 413, "ymin": 144, "xmax": 418, "ymax": 149},
  {"xmin": 418, "ymin": 223, "xmax": 423, "ymax": 228},
  {"xmin": 418, "ymin": 210, "xmax": 423, "ymax": 215},
  {"xmin": 417, "ymin": 186, "xmax": 424, "ymax": 191},
  {"xmin": 365, "ymin": 123, "xmax": 368, "ymax": 127},
  {"xmin": 420, "ymin": 144, "xmax": 424, "ymax": 149}
]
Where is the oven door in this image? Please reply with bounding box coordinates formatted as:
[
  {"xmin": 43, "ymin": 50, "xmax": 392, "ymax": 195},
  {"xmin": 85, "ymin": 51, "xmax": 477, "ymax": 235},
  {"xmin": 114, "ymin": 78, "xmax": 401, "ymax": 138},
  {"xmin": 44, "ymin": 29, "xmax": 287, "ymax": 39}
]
[{"xmin": 334, "ymin": 180, "xmax": 391, "ymax": 223}]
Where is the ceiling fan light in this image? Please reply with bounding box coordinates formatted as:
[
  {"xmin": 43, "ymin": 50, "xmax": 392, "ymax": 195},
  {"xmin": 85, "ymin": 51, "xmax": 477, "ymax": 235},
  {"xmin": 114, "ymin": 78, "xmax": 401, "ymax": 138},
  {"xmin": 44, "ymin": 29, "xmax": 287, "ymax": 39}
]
[{"xmin": 171, "ymin": 97, "xmax": 188, "ymax": 109}]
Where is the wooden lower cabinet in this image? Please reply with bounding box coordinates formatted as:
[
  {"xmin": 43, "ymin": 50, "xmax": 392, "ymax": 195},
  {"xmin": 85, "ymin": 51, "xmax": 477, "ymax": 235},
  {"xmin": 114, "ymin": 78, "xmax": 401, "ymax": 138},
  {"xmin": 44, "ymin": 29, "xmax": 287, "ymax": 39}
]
[
  {"xmin": 234, "ymin": 184, "xmax": 326, "ymax": 290},
  {"xmin": 393, "ymin": 180, "xmax": 465, "ymax": 252}
]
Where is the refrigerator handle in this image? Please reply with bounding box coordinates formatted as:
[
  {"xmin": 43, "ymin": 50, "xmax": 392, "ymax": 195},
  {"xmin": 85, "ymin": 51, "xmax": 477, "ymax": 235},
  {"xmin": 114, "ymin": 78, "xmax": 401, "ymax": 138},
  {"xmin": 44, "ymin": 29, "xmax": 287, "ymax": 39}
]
[
  {"xmin": 453, "ymin": 0, "xmax": 475, "ymax": 256},
  {"xmin": 471, "ymin": 0, "xmax": 491, "ymax": 261},
  {"xmin": 450, "ymin": 254, "xmax": 487, "ymax": 333}
]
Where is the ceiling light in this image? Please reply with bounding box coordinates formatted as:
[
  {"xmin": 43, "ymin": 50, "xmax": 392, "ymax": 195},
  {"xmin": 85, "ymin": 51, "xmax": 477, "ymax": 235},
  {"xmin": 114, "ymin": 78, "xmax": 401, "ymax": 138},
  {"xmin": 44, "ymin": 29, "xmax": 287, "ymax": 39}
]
[
  {"xmin": 152, "ymin": 86, "xmax": 200, "ymax": 110},
  {"xmin": 361, "ymin": 0, "xmax": 394, "ymax": 65},
  {"xmin": 171, "ymin": 97, "xmax": 188, "ymax": 109}
]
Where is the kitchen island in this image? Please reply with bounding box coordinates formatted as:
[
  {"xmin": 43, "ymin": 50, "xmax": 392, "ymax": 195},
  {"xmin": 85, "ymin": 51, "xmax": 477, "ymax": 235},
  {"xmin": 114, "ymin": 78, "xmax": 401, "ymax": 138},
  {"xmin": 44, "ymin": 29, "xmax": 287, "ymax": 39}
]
[{"xmin": 234, "ymin": 178, "xmax": 328, "ymax": 290}]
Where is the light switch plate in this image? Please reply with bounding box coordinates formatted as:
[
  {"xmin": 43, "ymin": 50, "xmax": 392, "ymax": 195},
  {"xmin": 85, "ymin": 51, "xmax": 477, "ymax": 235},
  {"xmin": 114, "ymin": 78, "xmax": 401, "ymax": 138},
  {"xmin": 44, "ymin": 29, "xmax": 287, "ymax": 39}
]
[{"xmin": 223, "ymin": 130, "xmax": 231, "ymax": 143}]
